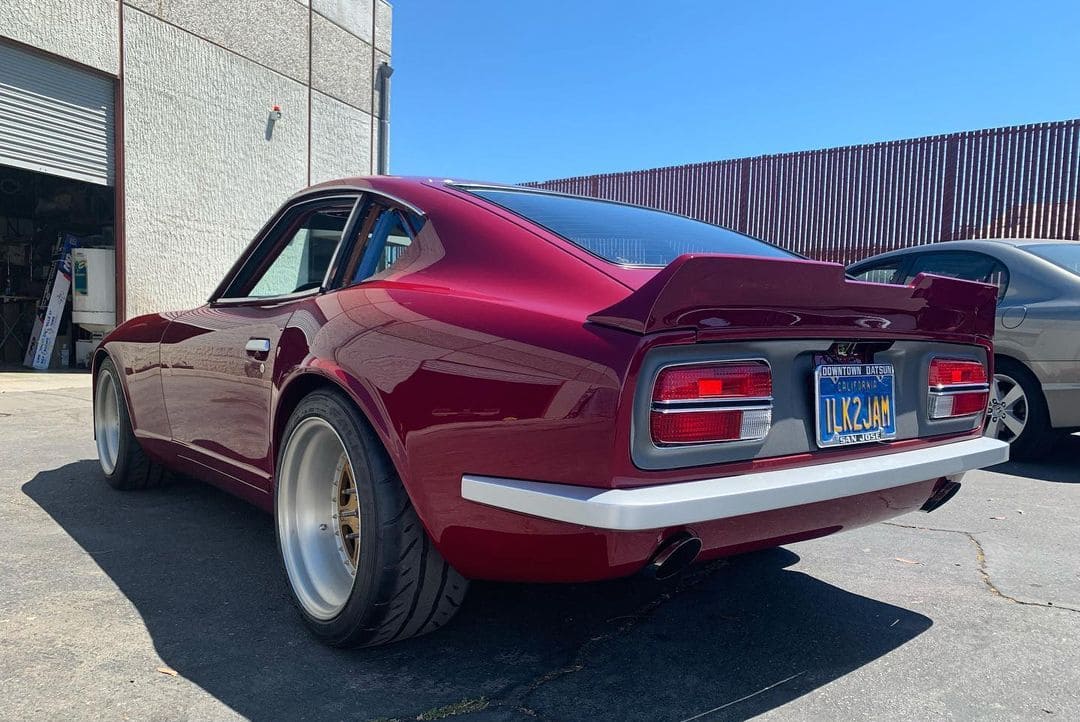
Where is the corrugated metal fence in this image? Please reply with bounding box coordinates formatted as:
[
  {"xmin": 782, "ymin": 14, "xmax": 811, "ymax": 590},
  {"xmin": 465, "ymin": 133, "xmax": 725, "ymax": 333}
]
[{"xmin": 523, "ymin": 119, "xmax": 1080, "ymax": 264}]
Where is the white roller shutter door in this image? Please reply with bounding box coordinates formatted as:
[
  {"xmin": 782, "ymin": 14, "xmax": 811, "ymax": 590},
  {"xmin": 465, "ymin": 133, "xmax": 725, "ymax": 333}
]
[{"xmin": 0, "ymin": 41, "xmax": 115, "ymax": 186}]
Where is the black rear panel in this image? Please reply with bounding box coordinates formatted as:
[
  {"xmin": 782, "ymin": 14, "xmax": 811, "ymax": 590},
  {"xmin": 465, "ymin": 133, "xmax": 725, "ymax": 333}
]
[{"xmin": 631, "ymin": 340, "xmax": 987, "ymax": 471}]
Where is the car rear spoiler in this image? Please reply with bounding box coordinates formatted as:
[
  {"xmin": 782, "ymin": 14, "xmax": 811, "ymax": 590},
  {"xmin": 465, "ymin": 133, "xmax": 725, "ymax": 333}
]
[{"xmin": 588, "ymin": 254, "xmax": 997, "ymax": 339}]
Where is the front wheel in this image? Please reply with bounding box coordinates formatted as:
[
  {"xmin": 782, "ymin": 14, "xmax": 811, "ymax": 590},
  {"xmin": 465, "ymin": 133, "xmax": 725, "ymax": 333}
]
[
  {"xmin": 94, "ymin": 357, "xmax": 163, "ymax": 490},
  {"xmin": 274, "ymin": 389, "xmax": 468, "ymax": 647},
  {"xmin": 986, "ymin": 359, "xmax": 1054, "ymax": 460}
]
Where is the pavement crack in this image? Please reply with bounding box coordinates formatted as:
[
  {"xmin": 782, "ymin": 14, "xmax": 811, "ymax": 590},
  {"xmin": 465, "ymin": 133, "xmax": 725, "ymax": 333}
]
[
  {"xmin": 367, "ymin": 696, "xmax": 491, "ymax": 722},
  {"xmin": 34, "ymin": 390, "xmax": 92, "ymax": 402},
  {"xmin": 678, "ymin": 670, "xmax": 808, "ymax": 722},
  {"xmin": 882, "ymin": 521, "xmax": 1080, "ymax": 614}
]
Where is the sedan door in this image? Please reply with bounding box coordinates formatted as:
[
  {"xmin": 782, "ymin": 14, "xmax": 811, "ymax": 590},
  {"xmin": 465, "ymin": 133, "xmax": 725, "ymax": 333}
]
[{"xmin": 160, "ymin": 194, "xmax": 361, "ymax": 492}]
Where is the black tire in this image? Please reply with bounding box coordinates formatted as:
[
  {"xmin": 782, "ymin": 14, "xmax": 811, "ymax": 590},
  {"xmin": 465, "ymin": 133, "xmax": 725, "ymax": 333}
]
[
  {"xmin": 991, "ymin": 357, "xmax": 1055, "ymax": 460},
  {"xmin": 94, "ymin": 357, "xmax": 164, "ymax": 490},
  {"xmin": 275, "ymin": 389, "xmax": 468, "ymax": 647}
]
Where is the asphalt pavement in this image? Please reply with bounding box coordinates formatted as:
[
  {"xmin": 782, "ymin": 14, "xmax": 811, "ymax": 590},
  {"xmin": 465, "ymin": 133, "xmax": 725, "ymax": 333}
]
[{"xmin": 2, "ymin": 370, "xmax": 1078, "ymax": 721}]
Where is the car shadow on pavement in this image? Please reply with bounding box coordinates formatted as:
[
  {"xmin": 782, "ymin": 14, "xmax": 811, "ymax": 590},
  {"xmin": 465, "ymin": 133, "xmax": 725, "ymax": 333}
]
[
  {"xmin": 990, "ymin": 434, "xmax": 1080, "ymax": 484},
  {"xmin": 25, "ymin": 461, "xmax": 932, "ymax": 722}
]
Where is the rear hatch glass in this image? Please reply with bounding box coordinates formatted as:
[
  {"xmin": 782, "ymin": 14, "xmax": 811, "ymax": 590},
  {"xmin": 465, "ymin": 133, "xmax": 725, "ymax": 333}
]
[{"xmin": 466, "ymin": 187, "xmax": 796, "ymax": 267}]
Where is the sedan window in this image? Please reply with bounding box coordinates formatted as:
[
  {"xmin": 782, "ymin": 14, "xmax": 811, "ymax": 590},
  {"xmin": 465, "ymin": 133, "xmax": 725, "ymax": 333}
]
[
  {"xmin": 903, "ymin": 252, "xmax": 1009, "ymax": 300},
  {"xmin": 1023, "ymin": 243, "xmax": 1080, "ymax": 276},
  {"xmin": 850, "ymin": 261, "xmax": 904, "ymax": 284}
]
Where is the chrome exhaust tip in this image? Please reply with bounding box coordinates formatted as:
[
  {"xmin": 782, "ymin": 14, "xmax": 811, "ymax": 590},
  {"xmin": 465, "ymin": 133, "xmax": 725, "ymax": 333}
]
[{"xmin": 645, "ymin": 532, "xmax": 703, "ymax": 581}]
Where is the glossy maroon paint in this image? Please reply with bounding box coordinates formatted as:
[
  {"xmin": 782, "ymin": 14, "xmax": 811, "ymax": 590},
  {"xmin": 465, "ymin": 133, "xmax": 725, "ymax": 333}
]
[
  {"xmin": 591, "ymin": 254, "xmax": 997, "ymax": 339},
  {"xmin": 160, "ymin": 304, "xmax": 294, "ymax": 492},
  {"xmin": 93, "ymin": 177, "xmax": 994, "ymax": 582}
]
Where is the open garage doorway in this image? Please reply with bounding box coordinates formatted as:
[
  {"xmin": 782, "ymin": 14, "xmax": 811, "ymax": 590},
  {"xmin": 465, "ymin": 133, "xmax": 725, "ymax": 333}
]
[{"xmin": 0, "ymin": 167, "xmax": 115, "ymax": 369}]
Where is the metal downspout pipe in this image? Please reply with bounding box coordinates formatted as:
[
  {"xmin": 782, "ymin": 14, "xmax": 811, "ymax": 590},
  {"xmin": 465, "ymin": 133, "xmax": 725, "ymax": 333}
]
[{"xmin": 376, "ymin": 62, "xmax": 393, "ymax": 175}]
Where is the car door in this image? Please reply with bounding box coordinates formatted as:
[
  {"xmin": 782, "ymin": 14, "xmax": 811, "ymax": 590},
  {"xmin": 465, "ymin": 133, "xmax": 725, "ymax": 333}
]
[{"xmin": 160, "ymin": 194, "xmax": 361, "ymax": 492}]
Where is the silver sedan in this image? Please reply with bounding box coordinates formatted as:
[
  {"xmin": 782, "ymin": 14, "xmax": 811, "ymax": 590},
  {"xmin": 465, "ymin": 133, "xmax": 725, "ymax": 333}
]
[{"xmin": 848, "ymin": 239, "xmax": 1080, "ymax": 458}]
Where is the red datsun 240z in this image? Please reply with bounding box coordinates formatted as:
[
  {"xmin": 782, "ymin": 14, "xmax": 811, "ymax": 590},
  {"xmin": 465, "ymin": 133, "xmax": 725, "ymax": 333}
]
[{"xmin": 92, "ymin": 177, "xmax": 1008, "ymax": 646}]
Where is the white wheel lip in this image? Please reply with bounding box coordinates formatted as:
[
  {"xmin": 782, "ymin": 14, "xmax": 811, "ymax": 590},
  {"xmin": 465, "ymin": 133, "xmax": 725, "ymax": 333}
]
[
  {"xmin": 94, "ymin": 370, "xmax": 121, "ymax": 475},
  {"xmin": 986, "ymin": 372, "xmax": 1028, "ymax": 443},
  {"xmin": 276, "ymin": 416, "xmax": 360, "ymax": 621}
]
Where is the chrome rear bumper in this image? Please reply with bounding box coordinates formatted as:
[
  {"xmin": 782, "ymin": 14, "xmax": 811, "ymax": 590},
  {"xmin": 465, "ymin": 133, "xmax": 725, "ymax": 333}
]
[{"xmin": 461, "ymin": 437, "xmax": 1009, "ymax": 531}]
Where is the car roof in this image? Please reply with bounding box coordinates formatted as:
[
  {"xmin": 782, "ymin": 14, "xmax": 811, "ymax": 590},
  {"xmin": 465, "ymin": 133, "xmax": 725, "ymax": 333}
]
[
  {"xmin": 303, "ymin": 176, "xmax": 570, "ymax": 200},
  {"xmin": 942, "ymin": 238, "xmax": 1067, "ymax": 247},
  {"xmin": 302, "ymin": 175, "xmax": 730, "ymax": 219}
]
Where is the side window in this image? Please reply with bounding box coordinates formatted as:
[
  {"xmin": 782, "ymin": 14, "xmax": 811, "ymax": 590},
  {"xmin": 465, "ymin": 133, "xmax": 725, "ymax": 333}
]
[
  {"xmin": 985, "ymin": 263, "xmax": 1010, "ymax": 300},
  {"xmin": 850, "ymin": 260, "xmax": 905, "ymax": 284},
  {"xmin": 351, "ymin": 208, "xmax": 421, "ymax": 284},
  {"xmin": 224, "ymin": 198, "xmax": 356, "ymax": 299},
  {"xmin": 905, "ymin": 252, "xmax": 1009, "ymax": 300}
]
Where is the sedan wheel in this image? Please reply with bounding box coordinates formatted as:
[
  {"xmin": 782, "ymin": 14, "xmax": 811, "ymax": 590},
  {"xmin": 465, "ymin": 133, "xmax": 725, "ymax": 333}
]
[
  {"xmin": 276, "ymin": 417, "xmax": 360, "ymax": 620},
  {"xmin": 984, "ymin": 358, "xmax": 1054, "ymax": 460},
  {"xmin": 274, "ymin": 390, "xmax": 468, "ymax": 646},
  {"xmin": 986, "ymin": 373, "xmax": 1027, "ymax": 443}
]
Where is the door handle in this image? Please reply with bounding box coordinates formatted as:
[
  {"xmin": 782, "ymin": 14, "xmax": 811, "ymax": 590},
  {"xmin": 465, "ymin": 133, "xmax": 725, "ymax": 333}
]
[{"xmin": 245, "ymin": 338, "xmax": 271, "ymax": 355}]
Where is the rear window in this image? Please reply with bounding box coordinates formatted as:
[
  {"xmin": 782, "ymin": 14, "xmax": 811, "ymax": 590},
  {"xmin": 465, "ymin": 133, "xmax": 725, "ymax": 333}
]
[
  {"xmin": 1023, "ymin": 243, "xmax": 1080, "ymax": 276},
  {"xmin": 467, "ymin": 188, "xmax": 796, "ymax": 266}
]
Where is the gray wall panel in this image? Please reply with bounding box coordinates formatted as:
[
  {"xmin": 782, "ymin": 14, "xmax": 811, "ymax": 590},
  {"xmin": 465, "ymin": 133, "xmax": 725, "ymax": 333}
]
[
  {"xmin": 312, "ymin": 0, "xmax": 373, "ymax": 44},
  {"xmin": 0, "ymin": 0, "xmax": 119, "ymax": 75},
  {"xmin": 122, "ymin": 8, "xmax": 308, "ymax": 317},
  {"xmin": 122, "ymin": 0, "xmax": 310, "ymax": 82},
  {"xmin": 311, "ymin": 13, "xmax": 373, "ymax": 113},
  {"xmin": 310, "ymin": 90, "xmax": 373, "ymax": 184}
]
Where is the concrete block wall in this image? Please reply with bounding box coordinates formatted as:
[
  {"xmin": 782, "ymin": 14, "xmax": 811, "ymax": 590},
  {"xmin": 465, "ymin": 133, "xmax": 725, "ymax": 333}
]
[{"xmin": 1, "ymin": 0, "xmax": 392, "ymax": 319}]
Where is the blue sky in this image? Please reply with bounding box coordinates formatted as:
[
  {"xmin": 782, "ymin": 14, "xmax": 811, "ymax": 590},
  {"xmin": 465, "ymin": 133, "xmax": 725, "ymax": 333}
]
[{"xmin": 389, "ymin": 1, "xmax": 1080, "ymax": 184}]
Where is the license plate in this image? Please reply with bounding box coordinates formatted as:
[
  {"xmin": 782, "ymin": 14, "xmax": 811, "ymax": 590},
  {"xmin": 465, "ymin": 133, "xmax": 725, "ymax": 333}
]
[{"xmin": 815, "ymin": 363, "xmax": 897, "ymax": 448}]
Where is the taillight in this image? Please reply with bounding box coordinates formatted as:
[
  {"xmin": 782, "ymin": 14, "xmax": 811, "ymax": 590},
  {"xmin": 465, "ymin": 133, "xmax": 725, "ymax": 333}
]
[
  {"xmin": 651, "ymin": 361, "xmax": 772, "ymax": 445},
  {"xmin": 928, "ymin": 358, "xmax": 989, "ymax": 425}
]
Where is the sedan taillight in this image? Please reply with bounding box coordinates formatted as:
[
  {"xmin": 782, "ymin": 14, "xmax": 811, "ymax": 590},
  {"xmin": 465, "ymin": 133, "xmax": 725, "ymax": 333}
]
[
  {"xmin": 928, "ymin": 358, "xmax": 989, "ymax": 425},
  {"xmin": 651, "ymin": 362, "xmax": 772, "ymax": 445}
]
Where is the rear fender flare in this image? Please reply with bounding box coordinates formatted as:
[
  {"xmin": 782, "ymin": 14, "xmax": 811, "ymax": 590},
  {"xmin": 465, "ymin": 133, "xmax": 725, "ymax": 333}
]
[
  {"xmin": 272, "ymin": 364, "xmax": 411, "ymax": 504},
  {"xmin": 90, "ymin": 346, "xmax": 133, "ymax": 439}
]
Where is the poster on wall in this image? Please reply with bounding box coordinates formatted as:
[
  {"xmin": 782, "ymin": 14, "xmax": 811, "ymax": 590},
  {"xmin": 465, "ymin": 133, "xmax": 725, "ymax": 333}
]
[{"xmin": 23, "ymin": 234, "xmax": 80, "ymax": 370}]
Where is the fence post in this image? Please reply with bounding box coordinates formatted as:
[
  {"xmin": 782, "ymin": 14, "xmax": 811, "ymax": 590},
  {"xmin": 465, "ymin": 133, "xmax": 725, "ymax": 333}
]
[
  {"xmin": 737, "ymin": 157, "xmax": 752, "ymax": 234},
  {"xmin": 939, "ymin": 135, "xmax": 960, "ymax": 242}
]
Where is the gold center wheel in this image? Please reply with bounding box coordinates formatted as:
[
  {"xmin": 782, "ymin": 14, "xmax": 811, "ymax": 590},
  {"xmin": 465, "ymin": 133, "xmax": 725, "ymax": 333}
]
[{"xmin": 335, "ymin": 455, "xmax": 361, "ymax": 572}]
